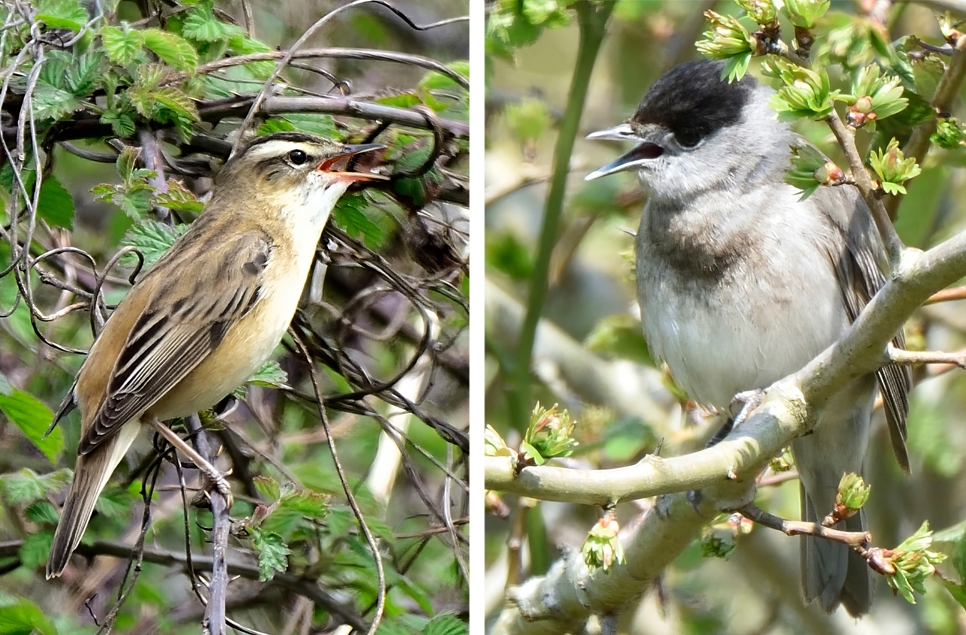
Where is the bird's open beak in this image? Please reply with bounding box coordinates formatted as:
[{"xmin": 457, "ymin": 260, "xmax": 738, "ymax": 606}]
[
  {"xmin": 319, "ymin": 143, "xmax": 389, "ymax": 182},
  {"xmin": 585, "ymin": 123, "xmax": 663, "ymax": 181}
]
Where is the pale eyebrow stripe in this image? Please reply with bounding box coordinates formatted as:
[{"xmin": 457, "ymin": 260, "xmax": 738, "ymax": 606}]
[{"xmin": 243, "ymin": 140, "xmax": 314, "ymax": 163}]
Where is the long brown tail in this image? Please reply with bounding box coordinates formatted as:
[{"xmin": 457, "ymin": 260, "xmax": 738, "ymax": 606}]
[{"xmin": 46, "ymin": 423, "xmax": 140, "ymax": 578}]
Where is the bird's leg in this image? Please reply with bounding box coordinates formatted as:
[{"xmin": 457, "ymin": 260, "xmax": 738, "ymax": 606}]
[
  {"xmin": 149, "ymin": 419, "xmax": 234, "ymax": 509},
  {"xmin": 687, "ymin": 391, "xmax": 764, "ymax": 514}
]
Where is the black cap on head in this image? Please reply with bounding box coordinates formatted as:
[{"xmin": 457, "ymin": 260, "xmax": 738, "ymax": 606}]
[{"xmin": 632, "ymin": 59, "xmax": 755, "ymax": 147}]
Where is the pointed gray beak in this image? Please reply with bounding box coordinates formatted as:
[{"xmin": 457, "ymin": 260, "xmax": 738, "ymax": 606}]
[
  {"xmin": 586, "ymin": 123, "xmax": 640, "ymax": 143},
  {"xmin": 585, "ymin": 123, "xmax": 664, "ymax": 181}
]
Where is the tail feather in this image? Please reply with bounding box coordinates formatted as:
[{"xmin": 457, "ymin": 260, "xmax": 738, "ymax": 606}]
[
  {"xmin": 839, "ymin": 510, "xmax": 873, "ymax": 616},
  {"xmin": 799, "ymin": 485, "xmax": 873, "ymax": 617},
  {"xmin": 793, "ymin": 381, "xmax": 874, "ymax": 617},
  {"xmin": 46, "ymin": 423, "xmax": 140, "ymax": 578}
]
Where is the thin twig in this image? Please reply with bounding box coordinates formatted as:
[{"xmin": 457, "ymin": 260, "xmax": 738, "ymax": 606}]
[
  {"xmin": 825, "ymin": 109, "xmax": 905, "ymax": 265},
  {"xmin": 925, "ymin": 284, "xmax": 966, "ymax": 304},
  {"xmin": 892, "ymin": 34, "xmax": 966, "ymax": 217},
  {"xmin": 163, "ymin": 48, "xmax": 468, "ymax": 90},
  {"xmin": 738, "ymin": 503, "xmax": 871, "ymax": 548},
  {"xmin": 137, "ymin": 129, "xmax": 171, "ymax": 224},
  {"xmin": 887, "ymin": 344, "xmax": 966, "ymax": 369},
  {"xmin": 230, "ymin": 1, "xmax": 466, "ymax": 156},
  {"xmin": 292, "ymin": 331, "xmax": 385, "ymax": 635}
]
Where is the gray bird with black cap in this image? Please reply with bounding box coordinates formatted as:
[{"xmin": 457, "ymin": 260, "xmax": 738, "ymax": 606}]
[{"xmin": 587, "ymin": 59, "xmax": 910, "ymax": 616}]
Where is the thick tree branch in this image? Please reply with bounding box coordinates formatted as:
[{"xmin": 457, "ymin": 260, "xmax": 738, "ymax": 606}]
[
  {"xmin": 492, "ymin": 488, "xmax": 748, "ymax": 635},
  {"xmin": 485, "ymin": 235, "xmax": 966, "ymax": 503},
  {"xmin": 486, "ymin": 230, "xmax": 966, "ymax": 633},
  {"xmin": 0, "ymin": 95, "xmax": 468, "ymax": 147}
]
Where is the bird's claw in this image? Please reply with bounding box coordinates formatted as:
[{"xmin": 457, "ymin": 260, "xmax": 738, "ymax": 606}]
[
  {"xmin": 209, "ymin": 472, "xmax": 234, "ymax": 510},
  {"xmin": 729, "ymin": 389, "xmax": 765, "ymax": 428},
  {"xmin": 687, "ymin": 488, "xmax": 704, "ymax": 516}
]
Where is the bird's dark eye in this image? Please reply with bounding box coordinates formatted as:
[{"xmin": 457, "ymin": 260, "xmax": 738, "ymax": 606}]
[
  {"xmin": 288, "ymin": 149, "xmax": 308, "ymax": 165},
  {"xmin": 675, "ymin": 129, "xmax": 703, "ymax": 148}
]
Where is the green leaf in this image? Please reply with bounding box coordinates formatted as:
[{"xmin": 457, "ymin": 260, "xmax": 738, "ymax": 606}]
[
  {"xmin": 782, "ymin": 0, "xmax": 830, "ymax": 28},
  {"xmin": 253, "ymin": 476, "xmax": 281, "ymax": 502},
  {"xmin": 119, "ymin": 219, "xmax": 189, "ymax": 268},
  {"xmin": 250, "ymin": 528, "xmax": 290, "ymax": 581},
  {"xmin": 133, "ymin": 63, "xmax": 166, "ymax": 92},
  {"xmin": 142, "ymin": 28, "xmax": 198, "ymax": 73},
  {"xmin": 0, "ymin": 597, "xmax": 57, "ymax": 635},
  {"xmin": 95, "ymin": 485, "xmax": 138, "ymax": 518},
  {"xmin": 0, "ymin": 389, "xmax": 63, "ymax": 463},
  {"xmin": 257, "ymin": 119, "xmax": 295, "ymax": 135},
  {"xmin": 101, "ymin": 110, "xmax": 136, "ymax": 138},
  {"xmin": 333, "ymin": 193, "xmax": 386, "ymax": 249},
  {"xmin": 38, "ymin": 51, "xmax": 71, "ymax": 91},
  {"xmin": 101, "ymin": 26, "xmax": 144, "ymax": 66},
  {"xmin": 65, "ymin": 51, "xmax": 105, "ymax": 97},
  {"xmin": 151, "ymin": 86, "xmax": 200, "ymax": 121},
  {"xmin": 518, "ymin": 440, "xmax": 545, "ymax": 465},
  {"xmin": 182, "ymin": 4, "xmax": 244, "ymax": 42},
  {"xmin": 601, "ymin": 416, "xmax": 658, "ymax": 461},
  {"xmin": 584, "ymin": 314, "xmax": 653, "ymax": 366},
  {"xmin": 31, "ymin": 83, "xmax": 83, "ymax": 121},
  {"xmin": 943, "ymin": 579, "xmax": 966, "ymax": 610},
  {"xmin": 417, "ymin": 60, "xmax": 469, "ymax": 92},
  {"xmin": 504, "ymin": 98, "xmax": 551, "ymax": 142},
  {"xmin": 0, "ymin": 469, "xmax": 71, "ymax": 505},
  {"xmin": 695, "ymin": 10, "xmax": 757, "ymax": 82},
  {"xmin": 940, "ymin": 523, "xmax": 966, "ymax": 608},
  {"xmin": 35, "ymin": 0, "xmax": 87, "ymax": 30},
  {"xmin": 18, "ymin": 531, "xmax": 53, "ymax": 569},
  {"xmin": 113, "ymin": 189, "xmax": 155, "ymax": 219},
  {"xmin": 869, "ymin": 138, "xmax": 921, "ymax": 195},
  {"xmin": 279, "ymin": 489, "xmax": 329, "ymax": 520},
  {"xmin": 117, "ymin": 146, "xmax": 139, "ymax": 183},
  {"xmin": 24, "ymin": 501, "xmax": 58, "ymax": 526},
  {"xmin": 486, "ymin": 230, "xmax": 533, "ymax": 280},
  {"xmin": 785, "ymin": 144, "xmax": 829, "ymax": 200},
  {"xmin": 246, "ymin": 360, "xmax": 288, "ymax": 389},
  {"xmin": 377, "ymin": 92, "xmax": 423, "ymax": 109},
  {"xmin": 485, "ymin": 0, "xmax": 570, "ymax": 59},
  {"xmin": 279, "ymin": 113, "xmax": 337, "ymax": 138},
  {"xmin": 227, "ymin": 35, "xmax": 275, "ymax": 79},
  {"xmin": 37, "ymin": 175, "xmax": 75, "ymax": 230},
  {"xmin": 422, "ymin": 611, "xmax": 467, "ymax": 635},
  {"xmin": 154, "ymin": 179, "xmax": 204, "ymax": 214},
  {"xmin": 763, "ymin": 59, "xmax": 839, "ymax": 120}
]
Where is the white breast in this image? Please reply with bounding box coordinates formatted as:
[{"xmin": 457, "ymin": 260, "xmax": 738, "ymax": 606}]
[{"xmin": 638, "ymin": 192, "xmax": 850, "ymax": 409}]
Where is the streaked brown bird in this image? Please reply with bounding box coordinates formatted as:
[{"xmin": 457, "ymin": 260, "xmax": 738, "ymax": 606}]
[{"xmin": 46, "ymin": 132, "xmax": 384, "ymax": 578}]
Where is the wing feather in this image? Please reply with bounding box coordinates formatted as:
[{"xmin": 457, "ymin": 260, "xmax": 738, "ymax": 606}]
[
  {"xmin": 813, "ymin": 184, "xmax": 911, "ymax": 471},
  {"xmin": 78, "ymin": 229, "xmax": 272, "ymax": 455}
]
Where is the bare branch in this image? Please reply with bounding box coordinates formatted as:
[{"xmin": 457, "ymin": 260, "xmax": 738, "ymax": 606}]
[
  {"xmin": 162, "ymin": 48, "xmax": 468, "ymax": 90},
  {"xmin": 738, "ymin": 503, "xmax": 871, "ymax": 549},
  {"xmin": 887, "ymin": 344, "xmax": 966, "ymax": 369}
]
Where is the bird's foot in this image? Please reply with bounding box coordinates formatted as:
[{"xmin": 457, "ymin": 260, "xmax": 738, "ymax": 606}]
[
  {"xmin": 149, "ymin": 419, "xmax": 234, "ymax": 510},
  {"xmin": 728, "ymin": 389, "xmax": 765, "ymax": 429},
  {"xmin": 196, "ymin": 466, "xmax": 234, "ymax": 511}
]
